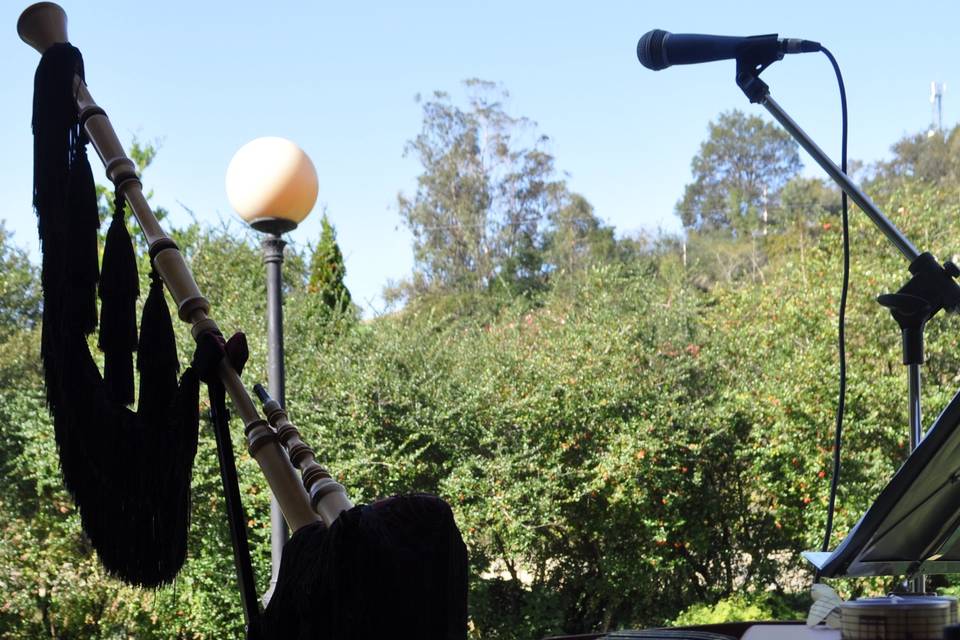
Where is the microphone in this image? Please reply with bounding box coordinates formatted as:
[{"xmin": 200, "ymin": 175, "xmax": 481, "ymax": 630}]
[{"xmin": 637, "ymin": 29, "xmax": 820, "ymax": 71}]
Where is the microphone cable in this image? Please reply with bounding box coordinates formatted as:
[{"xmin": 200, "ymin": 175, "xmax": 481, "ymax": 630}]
[{"xmin": 818, "ymin": 45, "xmax": 850, "ymax": 561}]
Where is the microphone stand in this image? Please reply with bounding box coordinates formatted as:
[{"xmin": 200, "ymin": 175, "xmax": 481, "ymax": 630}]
[{"xmin": 733, "ymin": 46, "xmax": 960, "ymax": 592}]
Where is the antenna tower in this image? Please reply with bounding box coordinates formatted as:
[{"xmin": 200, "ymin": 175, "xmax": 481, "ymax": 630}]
[{"xmin": 929, "ymin": 81, "xmax": 946, "ymax": 137}]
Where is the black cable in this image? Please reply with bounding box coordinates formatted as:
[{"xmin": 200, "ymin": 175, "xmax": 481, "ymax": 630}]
[{"xmin": 819, "ymin": 46, "xmax": 849, "ymax": 557}]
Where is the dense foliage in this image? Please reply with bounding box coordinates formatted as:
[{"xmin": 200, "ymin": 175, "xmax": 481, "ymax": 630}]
[{"xmin": 5, "ymin": 100, "xmax": 960, "ymax": 638}]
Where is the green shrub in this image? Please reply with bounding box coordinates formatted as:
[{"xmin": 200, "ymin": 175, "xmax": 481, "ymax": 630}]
[
  {"xmin": 3, "ymin": 180, "xmax": 960, "ymax": 637},
  {"xmin": 671, "ymin": 592, "xmax": 806, "ymax": 626}
]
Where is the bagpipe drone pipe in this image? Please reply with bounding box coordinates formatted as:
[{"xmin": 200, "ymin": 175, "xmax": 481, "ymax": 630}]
[{"xmin": 18, "ymin": 3, "xmax": 467, "ymax": 638}]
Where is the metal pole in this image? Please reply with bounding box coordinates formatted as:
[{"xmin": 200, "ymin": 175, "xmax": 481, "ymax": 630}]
[
  {"xmin": 909, "ymin": 364, "xmax": 923, "ymax": 452},
  {"xmin": 262, "ymin": 233, "xmax": 289, "ymax": 605},
  {"xmin": 908, "ymin": 362, "xmax": 927, "ymax": 593}
]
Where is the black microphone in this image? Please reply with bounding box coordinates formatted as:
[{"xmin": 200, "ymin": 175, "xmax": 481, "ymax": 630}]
[{"xmin": 637, "ymin": 29, "xmax": 820, "ymax": 71}]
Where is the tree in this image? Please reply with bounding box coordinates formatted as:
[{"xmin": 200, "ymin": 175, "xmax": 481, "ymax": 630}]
[
  {"xmin": 677, "ymin": 110, "xmax": 801, "ymax": 234},
  {"xmin": 869, "ymin": 125, "xmax": 960, "ymax": 191},
  {"xmin": 778, "ymin": 176, "xmax": 840, "ymax": 225},
  {"xmin": 542, "ymin": 192, "xmax": 618, "ymax": 276},
  {"xmin": 308, "ymin": 214, "xmax": 353, "ymax": 314},
  {"xmin": 394, "ymin": 79, "xmax": 566, "ymax": 301}
]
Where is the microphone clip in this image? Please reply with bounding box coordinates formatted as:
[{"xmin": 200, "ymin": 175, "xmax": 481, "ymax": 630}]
[{"xmin": 734, "ymin": 36, "xmax": 782, "ymax": 103}]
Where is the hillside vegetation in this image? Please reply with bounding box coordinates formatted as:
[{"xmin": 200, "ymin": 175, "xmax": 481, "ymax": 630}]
[{"xmin": 2, "ymin": 86, "xmax": 960, "ymax": 637}]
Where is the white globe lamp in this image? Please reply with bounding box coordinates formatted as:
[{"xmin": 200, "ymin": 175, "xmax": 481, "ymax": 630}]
[{"xmin": 226, "ymin": 136, "xmax": 318, "ymax": 234}]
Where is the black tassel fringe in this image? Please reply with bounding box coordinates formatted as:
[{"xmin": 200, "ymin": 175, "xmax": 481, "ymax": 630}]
[
  {"xmin": 137, "ymin": 270, "xmax": 180, "ymax": 416},
  {"xmin": 32, "ymin": 43, "xmax": 199, "ymax": 587},
  {"xmin": 98, "ymin": 190, "xmax": 139, "ymax": 405}
]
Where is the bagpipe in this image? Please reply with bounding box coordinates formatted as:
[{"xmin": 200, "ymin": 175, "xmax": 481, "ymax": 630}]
[{"xmin": 17, "ymin": 3, "xmax": 467, "ymax": 638}]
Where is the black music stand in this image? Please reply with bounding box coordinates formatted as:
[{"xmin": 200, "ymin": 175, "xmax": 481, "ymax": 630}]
[{"xmin": 804, "ymin": 386, "xmax": 960, "ymax": 578}]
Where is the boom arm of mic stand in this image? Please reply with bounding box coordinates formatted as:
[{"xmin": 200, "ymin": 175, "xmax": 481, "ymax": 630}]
[{"xmin": 759, "ymin": 94, "xmax": 919, "ymax": 263}]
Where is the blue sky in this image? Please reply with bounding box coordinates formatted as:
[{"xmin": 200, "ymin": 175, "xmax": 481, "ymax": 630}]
[{"xmin": 2, "ymin": 1, "xmax": 957, "ymax": 315}]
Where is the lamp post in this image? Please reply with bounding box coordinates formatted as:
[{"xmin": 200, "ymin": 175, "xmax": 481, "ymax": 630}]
[{"xmin": 225, "ymin": 136, "xmax": 319, "ymax": 604}]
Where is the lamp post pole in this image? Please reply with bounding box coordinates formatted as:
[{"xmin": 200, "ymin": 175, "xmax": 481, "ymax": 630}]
[
  {"xmin": 226, "ymin": 136, "xmax": 319, "ymax": 606},
  {"xmin": 262, "ymin": 231, "xmax": 289, "ymax": 604}
]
